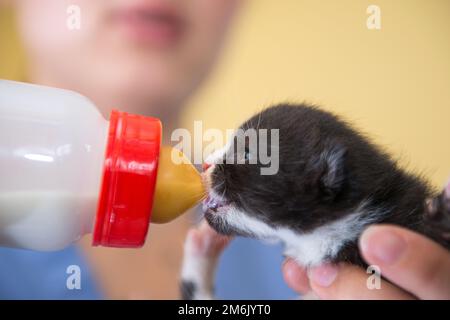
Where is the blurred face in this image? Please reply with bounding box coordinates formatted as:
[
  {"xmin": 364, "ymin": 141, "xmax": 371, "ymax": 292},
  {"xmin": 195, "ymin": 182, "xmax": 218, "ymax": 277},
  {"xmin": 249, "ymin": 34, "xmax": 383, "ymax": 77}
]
[{"xmin": 12, "ymin": 0, "xmax": 240, "ymax": 116}]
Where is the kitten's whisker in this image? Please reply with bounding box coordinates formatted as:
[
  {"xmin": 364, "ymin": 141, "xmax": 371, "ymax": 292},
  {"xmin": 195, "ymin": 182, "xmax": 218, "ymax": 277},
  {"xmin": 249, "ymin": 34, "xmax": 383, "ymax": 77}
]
[{"xmin": 256, "ymin": 109, "xmax": 263, "ymax": 132}]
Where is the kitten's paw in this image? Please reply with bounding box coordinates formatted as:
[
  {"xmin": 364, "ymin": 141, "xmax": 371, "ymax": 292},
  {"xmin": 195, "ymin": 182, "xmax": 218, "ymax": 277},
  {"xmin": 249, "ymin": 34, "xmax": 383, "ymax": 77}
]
[
  {"xmin": 193, "ymin": 221, "xmax": 231, "ymax": 256},
  {"xmin": 180, "ymin": 221, "xmax": 231, "ymax": 300},
  {"xmin": 424, "ymin": 179, "xmax": 450, "ymax": 241}
]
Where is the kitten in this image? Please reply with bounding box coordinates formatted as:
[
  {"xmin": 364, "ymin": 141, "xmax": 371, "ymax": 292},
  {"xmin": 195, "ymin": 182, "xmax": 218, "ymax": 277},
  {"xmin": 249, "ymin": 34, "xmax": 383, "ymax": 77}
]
[{"xmin": 180, "ymin": 103, "xmax": 450, "ymax": 300}]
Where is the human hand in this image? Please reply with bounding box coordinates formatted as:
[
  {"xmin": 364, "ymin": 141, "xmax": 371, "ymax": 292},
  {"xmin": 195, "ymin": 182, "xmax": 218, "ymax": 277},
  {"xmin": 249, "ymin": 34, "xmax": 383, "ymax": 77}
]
[{"xmin": 282, "ymin": 224, "xmax": 450, "ymax": 299}]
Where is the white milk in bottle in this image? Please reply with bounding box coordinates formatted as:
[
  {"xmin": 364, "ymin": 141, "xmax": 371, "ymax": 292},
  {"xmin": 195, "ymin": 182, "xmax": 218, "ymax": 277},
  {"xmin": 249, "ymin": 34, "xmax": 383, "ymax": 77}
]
[
  {"xmin": 0, "ymin": 80, "xmax": 205, "ymax": 251},
  {"xmin": 0, "ymin": 80, "xmax": 108, "ymax": 250}
]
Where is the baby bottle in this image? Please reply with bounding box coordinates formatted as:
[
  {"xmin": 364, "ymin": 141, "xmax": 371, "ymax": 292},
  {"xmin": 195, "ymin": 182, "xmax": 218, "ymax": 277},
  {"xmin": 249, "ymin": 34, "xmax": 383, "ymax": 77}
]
[{"xmin": 0, "ymin": 80, "xmax": 204, "ymax": 251}]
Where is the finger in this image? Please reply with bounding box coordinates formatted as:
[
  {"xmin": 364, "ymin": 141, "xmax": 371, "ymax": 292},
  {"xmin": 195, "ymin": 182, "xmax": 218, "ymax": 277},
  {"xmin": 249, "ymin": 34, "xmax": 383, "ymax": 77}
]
[
  {"xmin": 308, "ymin": 263, "xmax": 414, "ymax": 300},
  {"xmin": 359, "ymin": 225, "xmax": 450, "ymax": 300},
  {"xmin": 282, "ymin": 258, "xmax": 311, "ymax": 294}
]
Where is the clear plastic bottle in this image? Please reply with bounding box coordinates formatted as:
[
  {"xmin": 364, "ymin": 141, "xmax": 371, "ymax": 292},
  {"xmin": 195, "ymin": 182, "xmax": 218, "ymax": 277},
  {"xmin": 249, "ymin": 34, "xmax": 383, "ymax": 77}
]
[{"xmin": 0, "ymin": 80, "xmax": 204, "ymax": 251}]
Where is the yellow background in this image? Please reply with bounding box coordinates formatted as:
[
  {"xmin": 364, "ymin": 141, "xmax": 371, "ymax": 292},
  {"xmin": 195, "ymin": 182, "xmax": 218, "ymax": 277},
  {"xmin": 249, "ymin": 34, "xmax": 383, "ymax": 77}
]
[
  {"xmin": 1, "ymin": 0, "xmax": 450, "ymax": 299},
  {"xmin": 1, "ymin": 0, "xmax": 449, "ymax": 186},
  {"xmin": 183, "ymin": 0, "xmax": 450, "ymax": 187}
]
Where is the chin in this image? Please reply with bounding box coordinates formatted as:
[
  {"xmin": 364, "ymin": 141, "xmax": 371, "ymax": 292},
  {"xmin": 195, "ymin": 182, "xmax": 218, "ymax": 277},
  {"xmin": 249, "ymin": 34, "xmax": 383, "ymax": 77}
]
[
  {"xmin": 203, "ymin": 208, "xmax": 255, "ymax": 238},
  {"xmin": 203, "ymin": 210, "xmax": 234, "ymax": 236}
]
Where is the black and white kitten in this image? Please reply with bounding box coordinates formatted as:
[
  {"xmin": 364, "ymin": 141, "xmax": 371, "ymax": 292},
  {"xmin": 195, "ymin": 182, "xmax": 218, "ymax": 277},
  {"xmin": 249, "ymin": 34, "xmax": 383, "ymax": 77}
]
[{"xmin": 180, "ymin": 103, "xmax": 450, "ymax": 299}]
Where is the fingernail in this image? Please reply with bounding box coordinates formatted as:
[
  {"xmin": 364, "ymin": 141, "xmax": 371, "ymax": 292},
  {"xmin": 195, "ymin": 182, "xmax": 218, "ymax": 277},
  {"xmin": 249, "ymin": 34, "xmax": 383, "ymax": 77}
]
[
  {"xmin": 360, "ymin": 226, "xmax": 407, "ymax": 264},
  {"xmin": 308, "ymin": 264, "xmax": 338, "ymax": 287}
]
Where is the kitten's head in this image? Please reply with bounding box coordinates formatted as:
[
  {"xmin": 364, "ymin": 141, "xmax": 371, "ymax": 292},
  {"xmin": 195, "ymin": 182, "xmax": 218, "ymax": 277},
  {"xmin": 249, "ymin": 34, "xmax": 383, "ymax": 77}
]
[{"xmin": 202, "ymin": 104, "xmax": 390, "ymax": 239}]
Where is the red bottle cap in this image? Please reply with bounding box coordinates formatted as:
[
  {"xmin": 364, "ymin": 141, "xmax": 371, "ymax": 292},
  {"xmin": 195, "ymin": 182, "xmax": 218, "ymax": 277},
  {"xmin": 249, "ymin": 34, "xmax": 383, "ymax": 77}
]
[{"xmin": 92, "ymin": 110, "xmax": 161, "ymax": 247}]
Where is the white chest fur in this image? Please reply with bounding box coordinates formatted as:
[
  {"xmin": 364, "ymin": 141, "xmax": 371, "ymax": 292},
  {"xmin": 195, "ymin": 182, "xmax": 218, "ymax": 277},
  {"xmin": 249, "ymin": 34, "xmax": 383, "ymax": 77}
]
[
  {"xmin": 224, "ymin": 200, "xmax": 383, "ymax": 267},
  {"xmin": 280, "ymin": 211, "xmax": 375, "ymax": 266}
]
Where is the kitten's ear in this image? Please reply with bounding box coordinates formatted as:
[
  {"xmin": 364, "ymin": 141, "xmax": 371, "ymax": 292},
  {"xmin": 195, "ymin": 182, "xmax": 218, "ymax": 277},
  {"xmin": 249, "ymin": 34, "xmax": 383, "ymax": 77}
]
[{"xmin": 314, "ymin": 143, "xmax": 347, "ymax": 199}]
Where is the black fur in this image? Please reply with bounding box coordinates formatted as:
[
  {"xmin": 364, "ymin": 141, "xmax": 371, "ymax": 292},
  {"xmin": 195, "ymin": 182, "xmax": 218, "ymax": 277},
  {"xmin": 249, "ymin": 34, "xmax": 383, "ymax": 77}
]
[
  {"xmin": 206, "ymin": 103, "xmax": 450, "ymax": 266},
  {"xmin": 180, "ymin": 280, "xmax": 196, "ymax": 300}
]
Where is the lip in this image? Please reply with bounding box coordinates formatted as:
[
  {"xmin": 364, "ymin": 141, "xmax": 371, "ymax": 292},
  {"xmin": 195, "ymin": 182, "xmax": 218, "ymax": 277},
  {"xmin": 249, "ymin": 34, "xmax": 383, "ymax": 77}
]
[
  {"xmin": 202, "ymin": 195, "xmax": 230, "ymax": 214},
  {"xmin": 111, "ymin": 1, "xmax": 185, "ymax": 47}
]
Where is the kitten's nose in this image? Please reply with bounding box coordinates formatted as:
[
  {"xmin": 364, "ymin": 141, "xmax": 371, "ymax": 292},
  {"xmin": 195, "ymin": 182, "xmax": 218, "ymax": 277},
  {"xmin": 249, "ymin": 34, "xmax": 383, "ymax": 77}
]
[{"xmin": 202, "ymin": 163, "xmax": 212, "ymax": 171}]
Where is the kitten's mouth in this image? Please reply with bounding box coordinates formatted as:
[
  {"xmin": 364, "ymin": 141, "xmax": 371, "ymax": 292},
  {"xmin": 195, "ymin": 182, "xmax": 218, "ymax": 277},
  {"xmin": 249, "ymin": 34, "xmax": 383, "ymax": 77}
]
[
  {"xmin": 202, "ymin": 195, "xmax": 230, "ymax": 214},
  {"xmin": 202, "ymin": 194, "xmax": 238, "ymax": 236}
]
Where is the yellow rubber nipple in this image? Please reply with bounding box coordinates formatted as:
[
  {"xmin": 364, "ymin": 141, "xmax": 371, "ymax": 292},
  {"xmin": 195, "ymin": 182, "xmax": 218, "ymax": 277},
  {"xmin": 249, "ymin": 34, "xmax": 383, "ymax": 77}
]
[{"xmin": 151, "ymin": 146, "xmax": 205, "ymax": 223}]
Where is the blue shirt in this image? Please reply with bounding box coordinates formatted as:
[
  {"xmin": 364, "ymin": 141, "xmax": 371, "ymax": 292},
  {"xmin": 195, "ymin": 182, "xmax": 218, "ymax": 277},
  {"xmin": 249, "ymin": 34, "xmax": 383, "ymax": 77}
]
[
  {"xmin": 0, "ymin": 239, "xmax": 295, "ymax": 299},
  {"xmin": 0, "ymin": 245, "xmax": 102, "ymax": 299},
  {"xmin": 216, "ymin": 238, "xmax": 296, "ymax": 299}
]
